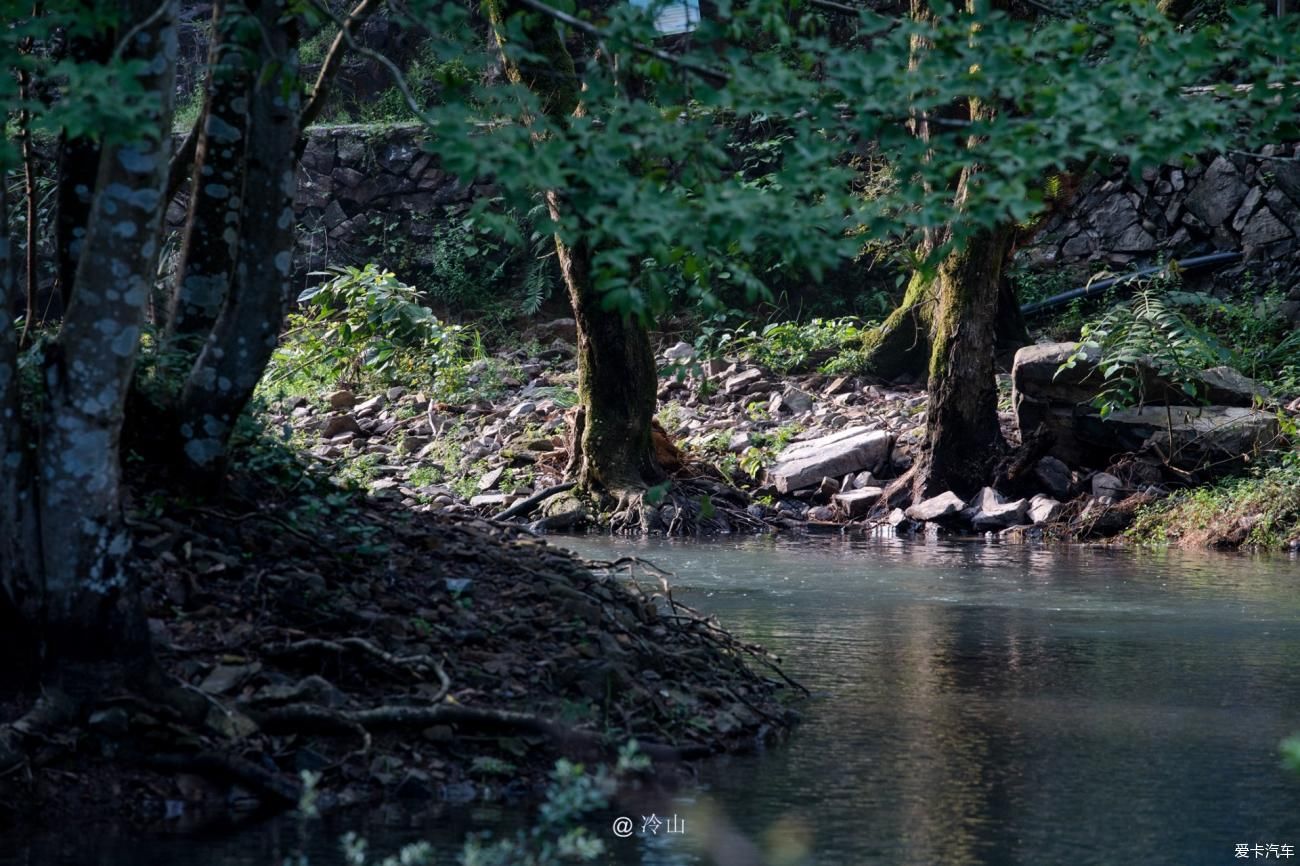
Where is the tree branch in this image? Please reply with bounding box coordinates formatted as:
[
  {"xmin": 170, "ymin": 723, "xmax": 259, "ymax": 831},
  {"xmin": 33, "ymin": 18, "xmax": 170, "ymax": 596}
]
[
  {"xmin": 299, "ymin": 0, "xmax": 385, "ymax": 131},
  {"xmin": 305, "ymin": 0, "xmax": 435, "ymax": 124},
  {"xmin": 512, "ymin": 0, "xmax": 731, "ymax": 86}
]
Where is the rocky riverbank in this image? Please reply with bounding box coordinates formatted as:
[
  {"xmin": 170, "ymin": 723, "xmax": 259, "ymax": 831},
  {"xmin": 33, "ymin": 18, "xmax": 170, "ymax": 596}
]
[{"xmin": 263, "ymin": 318, "xmax": 1299, "ymax": 546}]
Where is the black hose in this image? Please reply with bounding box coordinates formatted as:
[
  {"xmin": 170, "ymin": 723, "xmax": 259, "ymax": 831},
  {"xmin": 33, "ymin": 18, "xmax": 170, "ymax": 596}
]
[{"xmin": 1019, "ymin": 250, "xmax": 1243, "ymax": 317}]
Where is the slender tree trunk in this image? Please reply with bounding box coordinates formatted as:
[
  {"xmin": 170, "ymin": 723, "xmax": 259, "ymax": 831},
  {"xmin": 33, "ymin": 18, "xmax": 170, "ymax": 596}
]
[
  {"xmin": 175, "ymin": 0, "xmax": 300, "ymax": 473},
  {"xmin": 53, "ymin": 3, "xmax": 113, "ymax": 313},
  {"xmin": 163, "ymin": 0, "xmax": 252, "ymax": 363},
  {"xmin": 36, "ymin": 0, "xmax": 177, "ymax": 673},
  {"xmin": 0, "ymin": 178, "xmax": 41, "ymax": 647},
  {"xmin": 487, "ymin": 0, "xmax": 662, "ymax": 499},
  {"xmin": 17, "ymin": 66, "xmax": 38, "ymax": 341}
]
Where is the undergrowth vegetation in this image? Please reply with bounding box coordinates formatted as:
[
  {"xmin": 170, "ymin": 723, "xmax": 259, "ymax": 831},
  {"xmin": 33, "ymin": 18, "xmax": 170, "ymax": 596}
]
[
  {"xmin": 1056, "ymin": 267, "xmax": 1300, "ymax": 416},
  {"xmin": 266, "ymin": 264, "xmax": 485, "ymax": 399},
  {"xmin": 1127, "ymin": 451, "xmax": 1300, "ymax": 549},
  {"xmin": 692, "ymin": 313, "xmax": 876, "ymax": 375}
]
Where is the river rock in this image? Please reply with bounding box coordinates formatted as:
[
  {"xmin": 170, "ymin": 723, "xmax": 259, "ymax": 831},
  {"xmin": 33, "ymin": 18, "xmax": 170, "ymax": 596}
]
[
  {"xmin": 779, "ymin": 388, "xmax": 814, "ymax": 414},
  {"xmin": 972, "ymin": 497, "xmax": 1030, "ymax": 530},
  {"xmin": 1091, "ymin": 471, "xmax": 1124, "ymax": 499},
  {"xmin": 323, "ymin": 414, "xmax": 364, "ymax": 439},
  {"xmin": 1033, "ymin": 456, "xmax": 1073, "ymax": 499},
  {"xmin": 328, "ymin": 389, "xmax": 358, "ymax": 409},
  {"xmin": 663, "ymin": 341, "xmax": 694, "ymax": 361},
  {"xmin": 724, "ymin": 369, "xmax": 764, "ymax": 394},
  {"xmin": 905, "ymin": 491, "xmax": 965, "ymax": 522},
  {"xmin": 355, "ymin": 395, "xmax": 386, "ymax": 417},
  {"xmin": 469, "ymin": 492, "xmax": 511, "ymax": 508},
  {"xmin": 1028, "ymin": 494, "xmax": 1062, "ymax": 524},
  {"xmin": 832, "ymin": 487, "xmax": 884, "ymax": 518},
  {"xmin": 767, "ymin": 427, "xmax": 893, "ymax": 493}
]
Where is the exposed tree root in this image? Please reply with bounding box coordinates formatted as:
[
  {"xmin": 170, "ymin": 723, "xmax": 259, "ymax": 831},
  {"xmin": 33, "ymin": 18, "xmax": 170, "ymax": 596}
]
[
  {"xmin": 1, "ymin": 482, "xmax": 801, "ymax": 827},
  {"xmin": 146, "ymin": 751, "xmax": 301, "ymax": 808},
  {"xmin": 248, "ymin": 701, "xmax": 711, "ymax": 763}
]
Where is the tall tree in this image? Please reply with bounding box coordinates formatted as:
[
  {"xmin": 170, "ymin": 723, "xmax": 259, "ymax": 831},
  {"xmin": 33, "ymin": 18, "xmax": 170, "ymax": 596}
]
[
  {"xmin": 485, "ymin": 0, "xmax": 664, "ymax": 510},
  {"xmin": 0, "ymin": 0, "xmax": 180, "ymax": 707}
]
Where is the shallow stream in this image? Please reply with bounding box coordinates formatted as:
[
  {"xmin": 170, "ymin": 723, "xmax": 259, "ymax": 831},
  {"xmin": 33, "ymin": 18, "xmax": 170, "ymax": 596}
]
[{"xmin": 9, "ymin": 537, "xmax": 1300, "ymax": 865}]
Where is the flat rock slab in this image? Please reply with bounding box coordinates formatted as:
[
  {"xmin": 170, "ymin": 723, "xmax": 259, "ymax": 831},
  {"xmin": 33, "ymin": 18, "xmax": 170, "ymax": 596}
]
[
  {"xmin": 832, "ymin": 486, "xmax": 884, "ymax": 518},
  {"xmin": 905, "ymin": 491, "xmax": 965, "ymax": 522},
  {"xmin": 767, "ymin": 427, "xmax": 893, "ymax": 493}
]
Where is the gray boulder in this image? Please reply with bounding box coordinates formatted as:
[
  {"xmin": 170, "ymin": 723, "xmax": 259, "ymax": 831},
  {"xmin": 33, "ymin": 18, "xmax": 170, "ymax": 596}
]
[
  {"xmin": 1075, "ymin": 405, "xmax": 1279, "ymax": 472},
  {"xmin": 905, "ymin": 491, "xmax": 965, "ymax": 522},
  {"xmin": 1033, "ymin": 456, "xmax": 1073, "ymax": 499},
  {"xmin": 966, "ymin": 487, "xmax": 1029, "ymax": 530},
  {"xmin": 767, "ymin": 427, "xmax": 893, "ymax": 494},
  {"xmin": 973, "ymin": 499, "xmax": 1029, "ymax": 530},
  {"xmin": 1012, "ymin": 342, "xmax": 1273, "ymax": 471},
  {"xmin": 1028, "ymin": 495, "xmax": 1062, "ymax": 524},
  {"xmin": 832, "ymin": 487, "xmax": 884, "ymax": 518},
  {"xmin": 1090, "ymin": 471, "xmax": 1124, "ymax": 499}
]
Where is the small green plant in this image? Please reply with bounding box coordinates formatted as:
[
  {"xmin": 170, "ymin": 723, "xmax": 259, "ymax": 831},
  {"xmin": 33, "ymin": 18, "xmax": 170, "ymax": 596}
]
[
  {"xmin": 460, "ymin": 744, "xmax": 650, "ymax": 866},
  {"xmin": 1061, "ymin": 275, "xmax": 1227, "ymax": 417}
]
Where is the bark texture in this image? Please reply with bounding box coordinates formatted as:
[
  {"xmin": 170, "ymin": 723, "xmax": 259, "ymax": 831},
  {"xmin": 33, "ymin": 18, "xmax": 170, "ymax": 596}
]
[
  {"xmin": 549, "ymin": 214, "xmax": 662, "ymax": 492},
  {"xmin": 488, "ymin": 0, "xmax": 662, "ymax": 496},
  {"xmin": 164, "ymin": 0, "xmax": 251, "ymax": 361},
  {"xmin": 175, "ymin": 0, "xmax": 300, "ymax": 473},
  {"xmin": 912, "ymin": 208, "xmax": 1014, "ymax": 500},
  {"xmin": 36, "ymin": 0, "xmax": 178, "ymax": 666},
  {"xmin": 53, "ymin": 5, "xmax": 114, "ymax": 313}
]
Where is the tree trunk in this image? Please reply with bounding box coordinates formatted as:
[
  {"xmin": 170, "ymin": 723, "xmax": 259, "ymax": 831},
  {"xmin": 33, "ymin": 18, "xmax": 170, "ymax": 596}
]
[
  {"xmin": 53, "ymin": 4, "xmax": 114, "ymax": 314},
  {"xmin": 163, "ymin": 0, "xmax": 252, "ymax": 363},
  {"xmin": 550, "ymin": 216, "xmax": 663, "ymax": 493},
  {"xmin": 174, "ymin": 0, "xmax": 300, "ymax": 473},
  {"xmin": 36, "ymin": 0, "xmax": 177, "ymax": 674},
  {"xmin": 911, "ymin": 172, "xmax": 1014, "ymax": 501},
  {"xmin": 0, "ymin": 176, "xmax": 42, "ymax": 649},
  {"xmin": 487, "ymin": 0, "xmax": 662, "ymax": 499}
]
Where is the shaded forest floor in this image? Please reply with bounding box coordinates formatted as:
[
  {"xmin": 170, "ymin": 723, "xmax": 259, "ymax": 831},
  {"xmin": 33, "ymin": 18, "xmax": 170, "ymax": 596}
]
[{"xmin": 0, "ymin": 434, "xmax": 800, "ymax": 830}]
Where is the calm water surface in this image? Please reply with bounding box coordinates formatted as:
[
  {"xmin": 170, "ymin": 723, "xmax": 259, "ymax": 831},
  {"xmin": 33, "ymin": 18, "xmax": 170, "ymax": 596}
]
[{"xmin": 9, "ymin": 537, "xmax": 1300, "ymax": 866}]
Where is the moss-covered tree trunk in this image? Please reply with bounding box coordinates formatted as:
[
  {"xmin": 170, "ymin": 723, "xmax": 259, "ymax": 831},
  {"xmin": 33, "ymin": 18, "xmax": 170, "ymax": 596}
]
[
  {"xmin": 549, "ymin": 217, "xmax": 661, "ymax": 493},
  {"xmin": 488, "ymin": 0, "xmax": 662, "ymax": 500},
  {"xmin": 858, "ymin": 270, "xmax": 937, "ymax": 382},
  {"xmin": 912, "ymin": 199, "xmax": 1014, "ymax": 500}
]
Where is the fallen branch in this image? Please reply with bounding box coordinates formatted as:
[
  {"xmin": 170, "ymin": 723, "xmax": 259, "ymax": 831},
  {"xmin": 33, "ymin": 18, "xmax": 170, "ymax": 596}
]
[
  {"xmin": 496, "ymin": 481, "xmax": 576, "ymax": 521},
  {"xmin": 146, "ymin": 751, "xmax": 301, "ymax": 807},
  {"xmin": 250, "ymin": 702, "xmax": 710, "ymax": 762},
  {"xmin": 269, "ymin": 637, "xmax": 448, "ymax": 689}
]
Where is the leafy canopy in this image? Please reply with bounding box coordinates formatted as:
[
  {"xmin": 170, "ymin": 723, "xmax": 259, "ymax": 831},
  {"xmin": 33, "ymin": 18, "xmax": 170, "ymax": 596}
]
[{"xmin": 398, "ymin": 0, "xmax": 1300, "ymax": 316}]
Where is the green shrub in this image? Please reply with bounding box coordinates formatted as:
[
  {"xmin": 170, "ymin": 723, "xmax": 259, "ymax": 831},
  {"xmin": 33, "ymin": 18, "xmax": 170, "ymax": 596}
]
[{"xmin": 268, "ymin": 263, "xmax": 480, "ymax": 397}]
